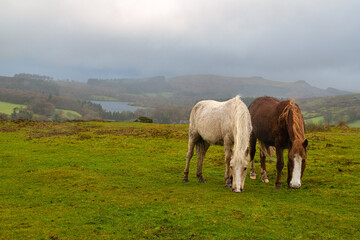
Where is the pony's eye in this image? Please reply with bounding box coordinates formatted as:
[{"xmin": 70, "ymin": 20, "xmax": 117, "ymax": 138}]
[{"xmin": 244, "ymin": 167, "xmax": 247, "ymax": 171}]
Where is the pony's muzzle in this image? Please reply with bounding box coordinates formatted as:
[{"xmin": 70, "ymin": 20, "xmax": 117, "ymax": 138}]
[
  {"xmin": 232, "ymin": 188, "xmax": 243, "ymax": 193},
  {"xmin": 289, "ymin": 183, "xmax": 301, "ymax": 189}
]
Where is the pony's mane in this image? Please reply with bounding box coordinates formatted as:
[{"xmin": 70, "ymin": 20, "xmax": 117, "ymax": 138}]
[
  {"xmin": 233, "ymin": 95, "xmax": 252, "ymax": 161},
  {"xmin": 279, "ymin": 98, "xmax": 305, "ymax": 141}
]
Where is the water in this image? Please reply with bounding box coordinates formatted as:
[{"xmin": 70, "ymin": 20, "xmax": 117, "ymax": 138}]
[{"xmin": 91, "ymin": 101, "xmax": 145, "ymax": 113}]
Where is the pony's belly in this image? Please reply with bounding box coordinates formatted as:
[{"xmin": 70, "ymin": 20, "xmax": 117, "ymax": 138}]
[
  {"xmin": 261, "ymin": 139, "xmax": 275, "ymax": 147},
  {"xmin": 202, "ymin": 135, "xmax": 224, "ymax": 146},
  {"xmin": 256, "ymin": 134, "xmax": 275, "ymax": 147},
  {"xmin": 212, "ymin": 139, "xmax": 224, "ymax": 146},
  {"xmin": 197, "ymin": 125, "xmax": 225, "ymax": 145}
]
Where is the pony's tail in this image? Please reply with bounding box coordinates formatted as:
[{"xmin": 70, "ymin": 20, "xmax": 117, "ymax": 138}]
[
  {"xmin": 259, "ymin": 141, "xmax": 275, "ymax": 159},
  {"xmin": 234, "ymin": 95, "xmax": 252, "ymax": 153}
]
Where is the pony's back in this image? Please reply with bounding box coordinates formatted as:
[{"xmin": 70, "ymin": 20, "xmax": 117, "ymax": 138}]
[
  {"xmin": 189, "ymin": 98, "xmax": 236, "ymax": 145},
  {"xmin": 249, "ymin": 96, "xmax": 305, "ymax": 148}
]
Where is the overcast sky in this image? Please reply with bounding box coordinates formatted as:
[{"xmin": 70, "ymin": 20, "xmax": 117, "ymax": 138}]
[{"xmin": 0, "ymin": 0, "xmax": 359, "ymax": 91}]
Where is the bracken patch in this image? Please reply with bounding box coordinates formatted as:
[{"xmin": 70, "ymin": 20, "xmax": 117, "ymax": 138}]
[{"xmin": 94, "ymin": 127, "xmax": 187, "ymax": 139}]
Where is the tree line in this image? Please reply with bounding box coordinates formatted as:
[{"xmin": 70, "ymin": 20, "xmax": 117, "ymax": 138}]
[{"xmin": 0, "ymin": 88, "xmax": 104, "ymax": 121}]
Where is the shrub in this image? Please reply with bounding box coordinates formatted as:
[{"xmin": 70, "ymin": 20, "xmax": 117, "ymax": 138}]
[
  {"xmin": 337, "ymin": 120, "xmax": 349, "ymax": 130},
  {"xmin": 10, "ymin": 107, "xmax": 33, "ymax": 120},
  {"xmin": 306, "ymin": 122, "xmax": 330, "ymax": 132},
  {"xmin": 135, "ymin": 116, "xmax": 153, "ymax": 123},
  {"xmin": 0, "ymin": 113, "xmax": 9, "ymax": 120}
]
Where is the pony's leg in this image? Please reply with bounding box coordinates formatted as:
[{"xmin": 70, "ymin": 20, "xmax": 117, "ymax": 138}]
[
  {"xmin": 183, "ymin": 136, "xmax": 197, "ymax": 182},
  {"xmin": 196, "ymin": 140, "xmax": 210, "ymax": 183},
  {"xmin": 275, "ymin": 148, "xmax": 284, "ymax": 190},
  {"xmin": 224, "ymin": 139, "xmax": 232, "ymax": 187},
  {"xmin": 287, "ymin": 160, "xmax": 292, "ymax": 188},
  {"xmin": 249, "ymin": 132, "xmax": 257, "ymax": 179},
  {"xmin": 260, "ymin": 148, "xmax": 269, "ymax": 183}
]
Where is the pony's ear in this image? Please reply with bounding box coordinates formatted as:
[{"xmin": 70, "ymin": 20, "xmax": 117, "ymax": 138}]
[{"xmin": 303, "ymin": 139, "xmax": 308, "ymax": 149}]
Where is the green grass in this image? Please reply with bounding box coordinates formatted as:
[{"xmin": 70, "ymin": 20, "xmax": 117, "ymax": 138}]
[
  {"xmin": 305, "ymin": 116, "xmax": 325, "ymax": 124},
  {"xmin": 297, "ymin": 93, "xmax": 360, "ymax": 128},
  {"xmin": 55, "ymin": 109, "xmax": 82, "ymax": 120},
  {"xmin": 0, "ymin": 121, "xmax": 359, "ymax": 239},
  {"xmin": 0, "ymin": 101, "xmax": 26, "ymax": 115},
  {"xmin": 145, "ymin": 92, "xmax": 174, "ymax": 98},
  {"xmin": 349, "ymin": 120, "xmax": 360, "ymax": 128},
  {"xmin": 0, "ymin": 101, "xmax": 81, "ymax": 120},
  {"xmin": 90, "ymin": 96, "xmax": 118, "ymax": 101}
]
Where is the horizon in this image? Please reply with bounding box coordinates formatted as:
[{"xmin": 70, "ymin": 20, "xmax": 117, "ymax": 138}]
[{"xmin": 1, "ymin": 72, "xmax": 358, "ymax": 93}]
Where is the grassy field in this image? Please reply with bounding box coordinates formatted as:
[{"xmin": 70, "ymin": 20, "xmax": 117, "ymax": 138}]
[
  {"xmin": 90, "ymin": 96, "xmax": 118, "ymax": 101},
  {"xmin": 55, "ymin": 109, "xmax": 82, "ymax": 120},
  {"xmin": 0, "ymin": 101, "xmax": 81, "ymax": 120},
  {"xmin": 305, "ymin": 116, "xmax": 325, "ymax": 125},
  {"xmin": 145, "ymin": 92, "xmax": 174, "ymax": 98},
  {"xmin": 349, "ymin": 120, "xmax": 360, "ymax": 128},
  {"xmin": 0, "ymin": 101, "xmax": 26, "ymax": 115},
  {"xmin": 297, "ymin": 94, "xmax": 360, "ymax": 127},
  {"xmin": 0, "ymin": 121, "xmax": 359, "ymax": 239}
]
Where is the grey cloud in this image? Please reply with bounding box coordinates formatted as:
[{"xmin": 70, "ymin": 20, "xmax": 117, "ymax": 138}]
[{"xmin": 0, "ymin": 0, "xmax": 359, "ymax": 91}]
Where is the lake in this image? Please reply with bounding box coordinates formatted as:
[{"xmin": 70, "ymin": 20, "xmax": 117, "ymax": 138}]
[{"xmin": 91, "ymin": 101, "xmax": 145, "ymax": 113}]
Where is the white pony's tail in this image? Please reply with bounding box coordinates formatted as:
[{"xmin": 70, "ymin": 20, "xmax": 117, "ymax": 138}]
[
  {"xmin": 259, "ymin": 141, "xmax": 276, "ymax": 159},
  {"xmin": 234, "ymin": 95, "xmax": 252, "ymax": 157}
]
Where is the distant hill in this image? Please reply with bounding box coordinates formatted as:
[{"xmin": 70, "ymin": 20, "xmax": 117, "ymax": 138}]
[
  {"xmin": 166, "ymin": 75, "xmax": 352, "ymax": 98},
  {"xmin": 0, "ymin": 74, "xmax": 104, "ymax": 120},
  {"xmin": 87, "ymin": 74, "xmax": 352, "ymax": 98},
  {"xmin": 296, "ymin": 94, "xmax": 360, "ymax": 126},
  {"xmin": 0, "ymin": 74, "xmax": 59, "ymax": 95},
  {"xmin": 0, "ymin": 73, "xmax": 358, "ymax": 124},
  {"xmin": 1, "ymin": 73, "xmax": 352, "ymax": 101}
]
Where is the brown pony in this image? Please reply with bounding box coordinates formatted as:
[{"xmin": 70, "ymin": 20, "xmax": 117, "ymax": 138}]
[{"xmin": 248, "ymin": 97, "xmax": 308, "ymax": 190}]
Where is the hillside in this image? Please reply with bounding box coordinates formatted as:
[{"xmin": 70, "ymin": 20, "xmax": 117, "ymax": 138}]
[
  {"xmin": 87, "ymin": 74, "xmax": 352, "ymax": 99},
  {"xmin": 0, "ymin": 73, "xmax": 358, "ymax": 124},
  {"xmin": 0, "ymin": 73, "xmax": 352, "ymax": 102},
  {"xmin": 296, "ymin": 94, "xmax": 360, "ymax": 126},
  {"xmin": 167, "ymin": 75, "xmax": 351, "ymax": 98},
  {"xmin": 0, "ymin": 77, "xmax": 104, "ymax": 121},
  {"xmin": 0, "ymin": 121, "xmax": 359, "ymax": 239}
]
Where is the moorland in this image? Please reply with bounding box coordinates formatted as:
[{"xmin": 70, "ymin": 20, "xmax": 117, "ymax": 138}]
[{"xmin": 0, "ymin": 120, "xmax": 359, "ymax": 239}]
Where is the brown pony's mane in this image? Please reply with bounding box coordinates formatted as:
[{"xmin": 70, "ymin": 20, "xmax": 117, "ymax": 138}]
[{"xmin": 279, "ymin": 99, "xmax": 305, "ymax": 142}]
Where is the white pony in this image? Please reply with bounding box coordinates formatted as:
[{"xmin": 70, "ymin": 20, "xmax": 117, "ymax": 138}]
[{"xmin": 183, "ymin": 95, "xmax": 253, "ymax": 192}]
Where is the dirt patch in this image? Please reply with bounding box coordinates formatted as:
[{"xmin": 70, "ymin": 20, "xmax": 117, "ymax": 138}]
[
  {"xmin": 26, "ymin": 123, "xmax": 92, "ymax": 138},
  {"xmin": 94, "ymin": 127, "xmax": 188, "ymax": 139},
  {"xmin": 1, "ymin": 120, "xmax": 188, "ymax": 140},
  {"xmin": 0, "ymin": 120, "xmax": 44, "ymax": 132},
  {"xmin": 28, "ymin": 124, "xmax": 87, "ymax": 138}
]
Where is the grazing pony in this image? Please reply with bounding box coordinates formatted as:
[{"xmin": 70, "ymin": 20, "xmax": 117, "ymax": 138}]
[
  {"xmin": 183, "ymin": 96, "xmax": 252, "ymax": 193},
  {"xmin": 248, "ymin": 97, "xmax": 308, "ymax": 190}
]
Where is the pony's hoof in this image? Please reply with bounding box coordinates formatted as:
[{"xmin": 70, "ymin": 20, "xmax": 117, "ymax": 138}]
[
  {"xmin": 198, "ymin": 175, "xmax": 206, "ymax": 183},
  {"xmin": 275, "ymin": 184, "xmax": 281, "ymax": 190},
  {"xmin": 250, "ymin": 175, "xmax": 256, "ymax": 180},
  {"xmin": 225, "ymin": 184, "xmax": 232, "ymax": 188},
  {"xmin": 183, "ymin": 179, "xmax": 189, "ymax": 183},
  {"xmin": 262, "ymin": 178, "xmax": 269, "ymax": 183}
]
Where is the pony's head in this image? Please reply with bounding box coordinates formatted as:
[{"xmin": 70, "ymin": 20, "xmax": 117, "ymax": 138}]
[
  {"xmin": 230, "ymin": 147, "xmax": 250, "ymax": 193},
  {"xmin": 287, "ymin": 139, "xmax": 308, "ymax": 189}
]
